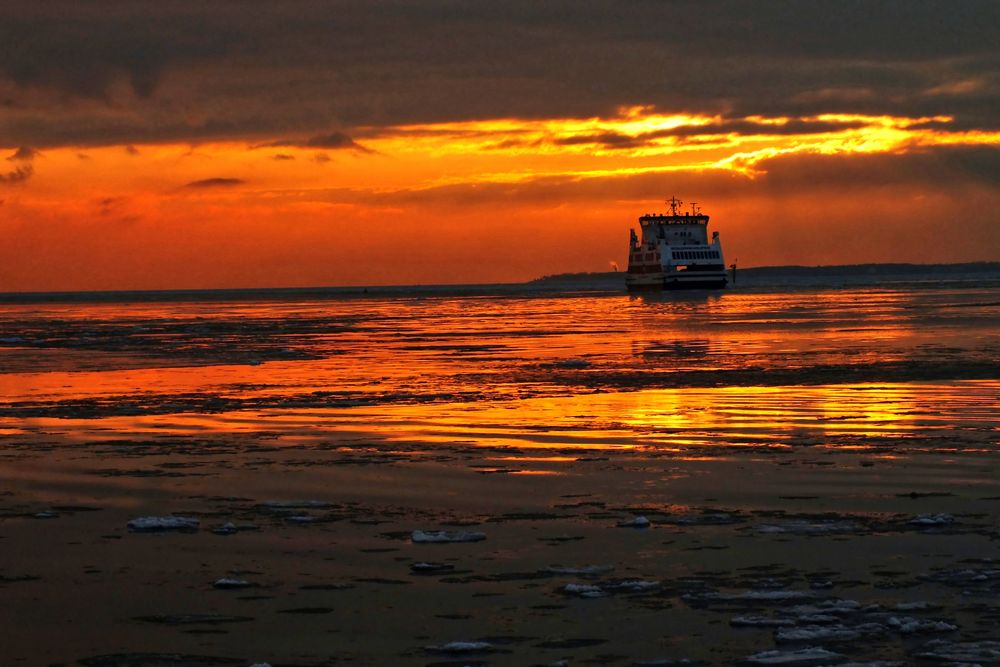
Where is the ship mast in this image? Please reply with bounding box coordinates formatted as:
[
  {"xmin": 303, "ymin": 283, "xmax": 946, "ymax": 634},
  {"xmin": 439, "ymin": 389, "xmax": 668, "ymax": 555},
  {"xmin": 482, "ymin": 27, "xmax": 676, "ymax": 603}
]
[{"xmin": 666, "ymin": 196, "xmax": 683, "ymax": 216}]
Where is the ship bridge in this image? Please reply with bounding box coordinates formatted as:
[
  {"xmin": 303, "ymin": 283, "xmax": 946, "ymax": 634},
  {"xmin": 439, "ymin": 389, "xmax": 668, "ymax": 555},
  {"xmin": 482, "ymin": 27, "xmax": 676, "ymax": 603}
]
[{"xmin": 638, "ymin": 197, "xmax": 711, "ymax": 246}]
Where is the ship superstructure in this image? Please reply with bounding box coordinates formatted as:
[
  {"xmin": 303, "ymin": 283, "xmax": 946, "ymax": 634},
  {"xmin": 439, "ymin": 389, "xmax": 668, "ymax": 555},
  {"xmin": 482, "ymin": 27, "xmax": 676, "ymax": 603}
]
[{"xmin": 626, "ymin": 197, "xmax": 728, "ymax": 290}]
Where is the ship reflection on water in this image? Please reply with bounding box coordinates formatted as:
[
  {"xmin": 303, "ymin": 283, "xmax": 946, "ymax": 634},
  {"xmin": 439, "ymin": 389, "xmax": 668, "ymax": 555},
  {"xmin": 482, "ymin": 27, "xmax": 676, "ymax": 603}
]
[{"xmin": 1, "ymin": 282, "xmax": 997, "ymax": 454}]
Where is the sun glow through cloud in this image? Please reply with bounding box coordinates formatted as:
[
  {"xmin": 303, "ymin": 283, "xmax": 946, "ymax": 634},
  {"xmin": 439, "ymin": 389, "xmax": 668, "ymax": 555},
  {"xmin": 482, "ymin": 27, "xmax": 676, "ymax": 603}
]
[{"xmin": 2, "ymin": 107, "xmax": 999, "ymax": 291}]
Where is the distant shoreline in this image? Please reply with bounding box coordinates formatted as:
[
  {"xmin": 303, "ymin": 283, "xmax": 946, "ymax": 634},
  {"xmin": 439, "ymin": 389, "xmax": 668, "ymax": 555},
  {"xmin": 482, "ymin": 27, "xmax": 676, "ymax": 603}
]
[
  {"xmin": 529, "ymin": 261, "xmax": 1000, "ymax": 284},
  {"xmin": 1, "ymin": 262, "xmax": 999, "ymax": 302}
]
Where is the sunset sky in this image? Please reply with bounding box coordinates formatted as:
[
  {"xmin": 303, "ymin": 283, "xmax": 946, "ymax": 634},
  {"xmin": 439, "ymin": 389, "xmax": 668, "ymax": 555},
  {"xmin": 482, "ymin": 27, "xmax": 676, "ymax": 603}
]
[{"xmin": 1, "ymin": 1, "xmax": 998, "ymax": 291}]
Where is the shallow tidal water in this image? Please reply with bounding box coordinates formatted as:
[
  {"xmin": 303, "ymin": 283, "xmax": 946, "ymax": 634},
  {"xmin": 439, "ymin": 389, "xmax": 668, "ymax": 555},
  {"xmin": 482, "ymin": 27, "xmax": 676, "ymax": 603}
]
[{"xmin": 0, "ymin": 276, "xmax": 999, "ymax": 666}]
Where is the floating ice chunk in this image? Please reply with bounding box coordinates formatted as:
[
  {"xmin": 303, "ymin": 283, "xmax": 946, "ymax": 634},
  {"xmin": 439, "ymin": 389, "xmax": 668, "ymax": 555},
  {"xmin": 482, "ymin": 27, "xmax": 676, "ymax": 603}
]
[
  {"xmin": 776, "ymin": 623, "xmax": 884, "ymax": 643},
  {"xmin": 285, "ymin": 515, "xmax": 318, "ymax": 523},
  {"xmin": 839, "ymin": 663, "xmax": 902, "ymax": 666},
  {"xmin": 609, "ymin": 579, "xmax": 660, "ymax": 592},
  {"xmin": 633, "ymin": 660, "xmax": 704, "ymax": 666},
  {"xmin": 701, "ymin": 590, "xmax": 818, "ymax": 603},
  {"xmin": 544, "ymin": 564, "xmax": 615, "ymax": 576},
  {"xmin": 33, "ymin": 511, "xmax": 59, "ymax": 519},
  {"xmin": 563, "ymin": 583, "xmax": 608, "ymax": 598},
  {"xmin": 891, "ymin": 601, "xmax": 941, "ymax": 612},
  {"xmin": 795, "ymin": 614, "xmax": 839, "ymax": 624},
  {"xmin": 913, "ymin": 639, "xmax": 1000, "ymax": 662},
  {"xmin": 213, "ymin": 578, "xmax": 254, "ymax": 589},
  {"xmin": 248, "ymin": 663, "xmax": 272, "ymax": 667},
  {"xmin": 886, "ymin": 616, "xmax": 957, "ymax": 634},
  {"xmin": 213, "ymin": 522, "xmax": 238, "ymax": 535},
  {"xmin": 756, "ymin": 521, "xmax": 859, "ymax": 535},
  {"xmin": 412, "ymin": 529, "xmax": 486, "ymax": 543},
  {"xmin": 741, "ymin": 647, "xmax": 845, "ymax": 665},
  {"xmin": 425, "ymin": 640, "xmax": 495, "ymax": 653},
  {"xmin": 789, "ymin": 600, "xmax": 861, "ymax": 616},
  {"xmin": 731, "ymin": 615, "xmax": 796, "ymax": 627},
  {"xmin": 619, "ymin": 515, "xmax": 651, "ymax": 528},
  {"xmin": 127, "ymin": 516, "xmax": 199, "ymax": 532},
  {"xmin": 908, "ymin": 513, "xmax": 955, "ymax": 526}
]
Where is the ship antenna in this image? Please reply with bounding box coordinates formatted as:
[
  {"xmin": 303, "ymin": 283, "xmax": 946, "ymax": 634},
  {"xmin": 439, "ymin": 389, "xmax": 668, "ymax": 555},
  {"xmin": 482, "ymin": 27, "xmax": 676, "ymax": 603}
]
[
  {"xmin": 690, "ymin": 201, "xmax": 700, "ymax": 215},
  {"xmin": 666, "ymin": 196, "xmax": 683, "ymax": 216}
]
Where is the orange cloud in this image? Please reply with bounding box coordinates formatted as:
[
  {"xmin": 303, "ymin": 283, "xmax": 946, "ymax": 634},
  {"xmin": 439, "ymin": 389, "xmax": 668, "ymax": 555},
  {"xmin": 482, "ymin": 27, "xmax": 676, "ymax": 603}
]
[{"xmin": 1, "ymin": 108, "xmax": 998, "ymax": 291}]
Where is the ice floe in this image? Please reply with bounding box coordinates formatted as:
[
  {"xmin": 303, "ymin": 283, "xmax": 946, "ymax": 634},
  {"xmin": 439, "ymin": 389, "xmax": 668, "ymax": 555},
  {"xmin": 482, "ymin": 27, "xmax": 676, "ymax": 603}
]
[
  {"xmin": 912, "ymin": 638, "xmax": 1000, "ymax": 662},
  {"xmin": 126, "ymin": 516, "xmax": 199, "ymax": 532},
  {"xmin": 890, "ymin": 600, "xmax": 941, "ymax": 612},
  {"xmin": 885, "ymin": 616, "xmax": 957, "ymax": 634},
  {"xmin": 775, "ymin": 623, "xmax": 885, "ymax": 643},
  {"xmin": 562, "ymin": 583, "xmax": 607, "ymax": 598},
  {"xmin": 619, "ymin": 515, "xmax": 651, "ymax": 528},
  {"xmin": 741, "ymin": 647, "xmax": 845, "ymax": 665},
  {"xmin": 693, "ymin": 590, "xmax": 819, "ymax": 603},
  {"xmin": 411, "ymin": 529, "xmax": 486, "ymax": 543},
  {"xmin": 563, "ymin": 579, "xmax": 660, "ymax": 598},
  {"xmin": 788, "ymin": 600, "xmax": 861, "ymax": 616},
  {"xmin": 424, "ymin": 640, "xmax": 496, "ymax": 654},
  {"xmin": 908, "ymin": 513, "xmax": 955, "ymax": 526},
  {"xmin": 731, "ymin": 615, "xmax": 797, "ymax": 628},
  {"xmin": 212, "ymin": 578, "xmax": 254, "ymax": 589},
  {"xmin": 756, "ymin": 521, "xmax": 859, "ymax": 535}
]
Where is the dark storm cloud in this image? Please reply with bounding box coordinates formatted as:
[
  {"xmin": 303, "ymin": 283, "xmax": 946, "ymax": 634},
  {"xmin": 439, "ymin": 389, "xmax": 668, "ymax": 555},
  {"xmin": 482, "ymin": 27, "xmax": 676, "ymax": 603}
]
[
  {"xmin": 0, "ymin": 163, "xmax": 33, "ymax": 184},
  {"xmin": 7, "ymin": 145, "xmax": 38, "ymax": 161},
  {"xmin": 184, "ymin": 177, "xmax": 245, "ymax": 188},
  {"xmin": 552, "ymin": 118, "xmax": 870, "ymax": 150},
  {"xmin": 263, "ymin": 132, "xmax": 372, "ymax": 152},
  {"xmin": 0, "ymin": 1, "xmax": 996, "ymax": 147}
]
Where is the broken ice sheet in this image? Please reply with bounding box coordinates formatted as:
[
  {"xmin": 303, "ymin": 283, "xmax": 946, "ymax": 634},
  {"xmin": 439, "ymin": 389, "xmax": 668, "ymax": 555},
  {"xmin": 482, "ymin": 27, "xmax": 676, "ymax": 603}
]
[
  {"xmin": 885, "ymin": 616, "xmax": 957, "ymax": 634},
  {"xmin": 755, "ymin": 520, "xmax": 860, "ymax": 535},
  {"xmin": 912, "ymin": 638, "xmax": 1000, "ymax": 662},
  {"xmin": 775, "ymin": 622, "xmax": 886, "ymax": 643},
  {"xmin": 562, "ymin": 583, "xmax": 607, "ymax": 598},
  {"xmin": 741, "ymin": 647, "xmax": 845, "ymax": 665},
  {"xmin": 410, "ymin": 562, "xmax": 455, "ymax": 574},
  {"xmin": 424, "ymin": 640, "xmax": 497, "ymax": 654},
  {"xmin": 908, "ymin": 513, "xmax": 955, "ymax": 526},
  {"xmin": 126, "ymin": 516, "xmax": 199, "ymax": 532},
  {"xmin": 411, "ymin": 529, "xmax": 486, "ymax": 543},
  {"xmin": 212, "ymin": 578, "xmax": 255, "ymax": 589},
  {"xmin": 730, "ymin": 615, "xmax": 796, "ymax": 627},
  {"xmin": 561, "ymin": 579, "xmax": 660, "ymax": 598},
  {"xmin": 618, "ymin": 515, "xmax": 651, "ymax": 528}
]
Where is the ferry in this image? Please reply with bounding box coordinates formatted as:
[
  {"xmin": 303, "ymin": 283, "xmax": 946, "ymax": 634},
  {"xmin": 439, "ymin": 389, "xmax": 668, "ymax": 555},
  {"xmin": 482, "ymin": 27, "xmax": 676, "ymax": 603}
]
[{"xmin": 626, "ymin": 197, "xmax": 729, "ymax": 291}]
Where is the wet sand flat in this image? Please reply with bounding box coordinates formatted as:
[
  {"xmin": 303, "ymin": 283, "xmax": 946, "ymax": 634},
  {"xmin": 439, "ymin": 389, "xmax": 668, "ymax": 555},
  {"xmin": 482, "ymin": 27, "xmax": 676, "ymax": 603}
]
[{"xmin": 1, "ymin": 280, "xmax": 999, "ymax": 665}]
